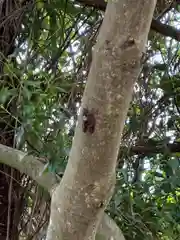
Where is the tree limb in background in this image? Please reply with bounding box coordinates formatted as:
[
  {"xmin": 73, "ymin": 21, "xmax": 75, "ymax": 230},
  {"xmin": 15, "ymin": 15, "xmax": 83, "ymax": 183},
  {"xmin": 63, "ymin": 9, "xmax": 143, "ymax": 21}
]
[
  {"xmin": 76, "ymin": 0, "xmax": 180, "ymax": 42},
  {"xmin": 120, "ymin": 141, "xmax": 180, "ymax": 156}
]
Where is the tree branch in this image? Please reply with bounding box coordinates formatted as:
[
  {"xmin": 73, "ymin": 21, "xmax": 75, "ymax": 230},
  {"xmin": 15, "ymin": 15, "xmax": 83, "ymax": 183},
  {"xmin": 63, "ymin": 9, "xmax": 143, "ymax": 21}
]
[
  {"xmin": 151, "ymin": 19, "xmax": 180, "ymax": 41},
  {"xmin": 119, "ymin": 141, "xmax": 180, "ymax": 158},
  {"xmin": 0, "ymin": 144, "xmax": 57, "ymax": 193},
  {"xmin": 0, "ymin": 143, "xmax": 126, "ymax": 240},
  {"xmin": 76, "ymin": 0, "xmax": 180, "ymax": 42},
  {"xmin": 98, "ymin": 214, "xmax": 125, "ymax": 240}
]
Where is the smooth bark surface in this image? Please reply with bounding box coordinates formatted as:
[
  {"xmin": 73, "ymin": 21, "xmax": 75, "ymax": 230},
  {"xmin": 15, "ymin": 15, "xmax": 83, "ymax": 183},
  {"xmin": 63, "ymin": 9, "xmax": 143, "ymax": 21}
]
[
  {"xmin": 46, "ymin": 1, "xmax": 157, "ymax": 240},
  {"xmin": 0, "ymin": 144, "xmax": 57, "ymax": 192}
]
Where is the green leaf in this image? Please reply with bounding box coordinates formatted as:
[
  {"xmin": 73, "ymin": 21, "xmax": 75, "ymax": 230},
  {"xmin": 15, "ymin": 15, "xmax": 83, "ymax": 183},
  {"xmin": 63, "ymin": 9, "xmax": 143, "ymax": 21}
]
[
  {"xmin": 0, "ymin": 87, "xmax": 12, "ymax": 104},
  {"xmin": 23, "ymin": 86, "xmax": 32, "ymax": 100},
  {"xmin": 168, "ymin": 158, "xmax": 179, "ymax": 171}
]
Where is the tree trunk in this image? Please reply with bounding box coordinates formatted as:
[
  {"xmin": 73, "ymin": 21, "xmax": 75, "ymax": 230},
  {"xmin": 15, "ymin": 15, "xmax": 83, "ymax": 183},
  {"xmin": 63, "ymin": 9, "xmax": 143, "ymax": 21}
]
[{"xmin": 46, "ymin": 0, "xmax": 157, "ymax": 240}]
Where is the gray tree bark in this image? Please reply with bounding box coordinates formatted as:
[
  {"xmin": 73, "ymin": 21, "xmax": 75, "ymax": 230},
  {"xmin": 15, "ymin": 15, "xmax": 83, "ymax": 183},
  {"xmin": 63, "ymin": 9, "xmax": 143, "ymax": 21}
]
[{"xmin": 45, "ymin": 1, "xmax": 157, "ymax": 240}]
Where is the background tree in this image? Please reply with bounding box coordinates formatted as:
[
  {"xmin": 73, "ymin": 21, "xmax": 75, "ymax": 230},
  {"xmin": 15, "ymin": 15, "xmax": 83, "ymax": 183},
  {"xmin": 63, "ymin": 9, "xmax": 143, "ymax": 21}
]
[
  {"xmin": 0, "ymin": 1, "xmax": 33, "ymax": 239},
  {"xmin": 0, "ymin": 0, "xmax": 179, "ymax": 239}
]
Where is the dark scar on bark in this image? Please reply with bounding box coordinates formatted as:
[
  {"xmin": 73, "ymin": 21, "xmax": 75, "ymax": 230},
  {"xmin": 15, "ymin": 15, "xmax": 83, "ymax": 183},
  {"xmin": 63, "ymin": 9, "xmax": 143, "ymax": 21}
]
[{"xmin": 82, "ymin": 108, "xmax": 96, "ymax": 134}]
